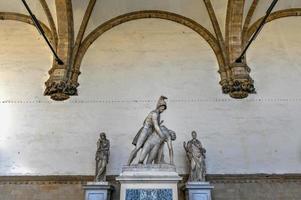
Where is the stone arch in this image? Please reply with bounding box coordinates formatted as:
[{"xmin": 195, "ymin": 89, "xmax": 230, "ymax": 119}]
[
  {"xmin": 246, "ymin": 8, "xmax": 301, "ymax": 41},
  {"xmin": 71, "ymin": 10, "xmax": 224, "ymax": 86},
  {"xmin": 0, "ymin": 12, "xmax": 53, "ymax": 43}
]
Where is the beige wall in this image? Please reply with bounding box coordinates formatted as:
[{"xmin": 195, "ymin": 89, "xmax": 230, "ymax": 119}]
[{"xmin": 1, "ymin": 16, "xmax": 301, "ymax": 176}]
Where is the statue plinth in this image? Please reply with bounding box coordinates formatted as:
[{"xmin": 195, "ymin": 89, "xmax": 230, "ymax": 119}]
[
  {"xmin": 83, "ymin": 182, "xmax": 114, "ymax": 200},
  {"xmin": 183, "ymin": 182, "xmax": 214, "ymax": 200},
  {"xmin": 116, "ymin": 164, "xmax": 182, "ymax": 200}
]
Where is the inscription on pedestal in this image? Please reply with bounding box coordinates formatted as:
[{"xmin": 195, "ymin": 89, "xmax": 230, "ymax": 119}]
[
  {"xmin": 192, "ymin": 193, "xmax": 208, "ymax": 200},
  {"xmin": 126, "ymin": 189, "xmax": 172, "ymax": 200},
  {"xmin": 88, "ymin": 193, "xmax": 104, "ymax": 200},
  {"xmin": 183, "ymin": 182, "xmax": 214, "ymax": 200},
  {"xmin": 83, "ymin": 182, "xmax": 113, "ymax": 200}
]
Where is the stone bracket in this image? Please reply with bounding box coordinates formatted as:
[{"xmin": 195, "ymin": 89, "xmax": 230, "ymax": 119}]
[{"xmin": 221, "ymin": 62, "xmax": 256, "ymax": 99}]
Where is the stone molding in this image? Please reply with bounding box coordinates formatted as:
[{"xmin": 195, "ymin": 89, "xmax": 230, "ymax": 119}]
[
  {"xmin": 242, "ymin": 0, "xmax": 259, "ymax": 43},
  {"xmin": 207, "ymin": 174, "xmax": 301, "ymax": 184},
  {"xmin": 1, "ymin": 174, "xmax": 301, "ymax": 185},
  {"xmin": 0, "ymin": 12, "xmax": 53, "ymax": 43},
  {"xmin": 2, "ymin": 98, "xmax": 301, "ymax": 104},
  {"xmin": 39, "ymin": 0, "xmax": 59, "ymax": 48}
]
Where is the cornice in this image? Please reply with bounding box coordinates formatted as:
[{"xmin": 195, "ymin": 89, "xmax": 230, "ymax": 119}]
[{"xmin": 1, "ymin": 174, "xmax": 301, "ymax": 185}]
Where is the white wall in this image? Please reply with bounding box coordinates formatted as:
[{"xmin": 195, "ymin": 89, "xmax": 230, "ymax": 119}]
[{"xmin": 0, "ymin": 18, "xmax": 301, "ymax": 176}]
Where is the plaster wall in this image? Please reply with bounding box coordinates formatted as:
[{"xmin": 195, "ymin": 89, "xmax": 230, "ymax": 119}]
[
  {"xmin": 244, "ymin": 0, "xmax": 301, "ymax": 25},
  {"xmin": 74, "ymin": 0, "xmax": 213, "ymax": 38},
  {"xmin": 0, "ymin": 18, "xmax": 301, "ymax": 176}
]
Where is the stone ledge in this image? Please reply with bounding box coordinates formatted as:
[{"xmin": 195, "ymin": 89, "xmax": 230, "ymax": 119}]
[{"xmin": 1, "ymin": 174, "xmax": 301, "ymax": 185}]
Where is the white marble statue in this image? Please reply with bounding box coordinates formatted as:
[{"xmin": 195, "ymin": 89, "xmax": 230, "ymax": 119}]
[
  {"xmin": 127, "ymin": 96, "xmax": 168, "ymax": 165},
  {"xmin": 183, "ymin": 131, "xmax": 206, "ymax": 182},
  {"xmin": 139, "ymin": 125, "xmax": 176, "ymax": 165},
  {"xmin": 95, "ymin": 132, "xmax": 110, "ymax": 182}
]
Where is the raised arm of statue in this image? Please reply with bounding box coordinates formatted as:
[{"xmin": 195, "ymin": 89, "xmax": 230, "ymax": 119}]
[{"xmin": 152, "ymin": 112, "xmax": 165, "ymax": 139}]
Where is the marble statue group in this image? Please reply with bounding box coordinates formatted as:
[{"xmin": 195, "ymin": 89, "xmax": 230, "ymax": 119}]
[
  {"xmin": 88, "ymin": 96, "xmax": 212, "ymax": 200},
  {"xmin": 94, "ymin": 96, "xmax": 207, "ymax": 182},
  {"xmin": 127, "ymin": 96, "xmax": 176, "ymax": 166}
]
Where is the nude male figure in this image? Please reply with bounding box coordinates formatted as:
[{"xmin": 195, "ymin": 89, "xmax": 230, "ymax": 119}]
[
  {"xmin": 127, "ymin": 96, "xmax": 167, "ymax": 165},
  {"xmin": 139, "ymin": 125, "xmax": 176, "ymax": 165}
]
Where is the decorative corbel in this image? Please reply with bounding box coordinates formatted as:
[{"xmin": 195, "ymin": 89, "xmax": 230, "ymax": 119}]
[
  {"xmin": 44, "ymin": 0, "xmax": 74, "ymax": 101},
  {"xmin": 224, "ymin": 0, "xmax": 256, "ymax": 99}
]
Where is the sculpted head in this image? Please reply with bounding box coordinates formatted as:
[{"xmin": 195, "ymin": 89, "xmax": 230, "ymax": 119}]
[
  {"xmin": 160, "ymin": 125, "xmax": 176, "ymax": 140},
  {"xmin": 156, "ymin": 96, "xmax": 167, "ymax": 113},
  {"xmin": 100, "ymin": 132, "xmax": 106, "ymax": 140},
  {"xmin": 169, "ymin": 130, "xmax": 176, "ymax": 141},
  {"xmin": 191, "ymin": 131, "xmax": 197, "ymax": 139},
  {"xmin": 158, "ymin": 105, "xmax": 166, "ymax": 113}
]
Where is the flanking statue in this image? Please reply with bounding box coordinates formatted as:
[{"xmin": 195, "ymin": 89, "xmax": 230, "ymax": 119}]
[
  {"xmin": 95, "ymin": 132, "xmax": 110, "ymax": 182},
  {"xmin": 83, "ymin": 133, "xmax": 113, "ymax": 200},
  {"xmin": 127, "ymin": 96, "xmax": 176, "ymax": 165},
  {"xmin": 183, "ymin": 131, "xmax": 206, "ymax": 182}
]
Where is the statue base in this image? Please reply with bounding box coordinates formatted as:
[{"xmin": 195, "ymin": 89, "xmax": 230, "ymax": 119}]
[
  {"xmin": 116, "ymin": 164, "xmax": 182, "ymax": 200},
  {"xmin": 183, "ymin": 182, "xmax": 214, "ymax": 200},
  {"xmin": 83, "ymin": 182, "xmax": 114, "ymax": 200}
]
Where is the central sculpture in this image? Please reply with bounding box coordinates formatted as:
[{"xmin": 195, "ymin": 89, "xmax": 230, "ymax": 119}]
[
  {"xmin": 118, "ymin": 96, "xmax": 182, "ymax": 200},
  {"xmin": 127, "ymin": 96, "xmax": 176, "ymax": 165}
]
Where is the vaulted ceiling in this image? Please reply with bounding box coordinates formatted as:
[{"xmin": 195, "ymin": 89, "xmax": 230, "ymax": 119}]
[{"xmin": 1, "ymin": 0, "xmax": 301, "ymax": 100}]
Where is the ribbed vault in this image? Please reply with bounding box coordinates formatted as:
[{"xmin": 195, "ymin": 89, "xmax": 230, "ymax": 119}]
[{"xmin": 0, "ymin": 0, "xmax": 301, "ymax": 100}]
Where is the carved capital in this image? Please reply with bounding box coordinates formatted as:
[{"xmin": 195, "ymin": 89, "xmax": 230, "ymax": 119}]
[
  {"xmin": 229, "ymin": 79, "xmax": 256, "ymax": 99},
  {"xmin": 220, "ymin": 79, "xmax": 231, "ymax": 94},
  {"xmin": 44, "ymin": 80, "xmax": 78, "ymax": 101},
  {"xmin": 221, "ymin": 62, "xmax": 256, "ymax": 99}
]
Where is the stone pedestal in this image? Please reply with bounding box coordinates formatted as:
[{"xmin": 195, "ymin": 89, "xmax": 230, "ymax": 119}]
[
  {"xmin": 83, "ymin": 182, "xmax": 113, "ymax": 200},
  {"xmin": 116, "ymin": 164, "xmax": 182, "ymax": 200},
  {"xmin": 183, "ymin": 182, "xmax": 214, "ymax": 200}
]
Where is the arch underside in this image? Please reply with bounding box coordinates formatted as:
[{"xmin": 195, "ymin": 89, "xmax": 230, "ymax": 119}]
[
  {"xmin": 0, "ymin": 12, "xmax": 53, "ymax": 44},
  {"xmin": 1, "ymin": 8, "xmax": 301, "ymax": 100},
  {"xmin": 72, "ymin": 10, "xmax": 225, "ymax": 84},
  {"xmin": 246, "ymin": 8, "xmax": 301, "ymax": 42}
]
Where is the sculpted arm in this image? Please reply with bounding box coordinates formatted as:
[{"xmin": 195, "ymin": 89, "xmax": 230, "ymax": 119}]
[
  {"xmin": 166, "ymin": 137, "xmax": 174, "ymax": 165},
  {"xmin": 196, "ymin": 140, "xmax": 206, "ymax": 156},
  {"xmin": 95, "ymin": 140, "xmax": 100, "ymax": 160},
  {"xmin": 106, "ymin": 140, "xmax": 110, "ymax": 162},
  {"xmin": 183, "ymin": 141, "xmax": 187, "ymax": 151},
  {"xmin": 186, "ymin": 142, "xmax": 193, "ymax": 159}
]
